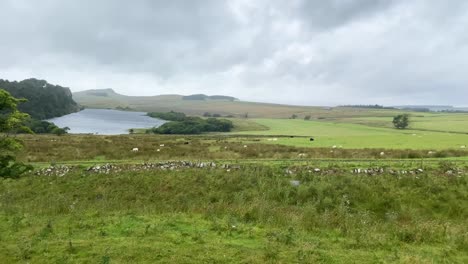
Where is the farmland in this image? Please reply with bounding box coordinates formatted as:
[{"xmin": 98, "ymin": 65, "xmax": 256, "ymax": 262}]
[
  {"xmin": 1, "ymin": 160, "xmax": 467, "ymax": 263},
  {"xmin": 3, "ymin": 106, "xmax": 468, "ymax": 263},
  {"xmin": 232, "ymin": 118, "xmax": 468, "ymax": 150}
]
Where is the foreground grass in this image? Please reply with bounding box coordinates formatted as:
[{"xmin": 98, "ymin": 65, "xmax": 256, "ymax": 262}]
[{"xmin": 1, "ymin": 165, "xmax": 467, "ymax": 263}]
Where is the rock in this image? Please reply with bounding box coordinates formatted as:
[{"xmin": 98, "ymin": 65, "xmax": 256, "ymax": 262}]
[{"xmin": 290, "ymin": 180, "xmax": 300, "ymax": 187}]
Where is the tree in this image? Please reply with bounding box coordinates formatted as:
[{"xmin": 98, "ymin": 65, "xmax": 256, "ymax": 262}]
[
  {"xmin": 0, "ymin": 89, "xmax": 33, "ymax": 178},
  {"xmin": 393, "ymin": 114, "xmax": 409, "ymax": 129},
  {"xmin": 304, "ymin": 115, "xmax": 311, "ymax": 120},
  {"xmin": 52, "ymin": 126, "xmax": 70, "ymax": 136},
  {"xmin": 291, "ymin": 114, "xmax": 297, "ymax": 119}
]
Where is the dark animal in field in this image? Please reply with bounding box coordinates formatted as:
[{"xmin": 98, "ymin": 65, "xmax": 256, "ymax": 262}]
[
  {"xmin": 310, "ymin": 138, "xmax": 314, "ymax": 141},
  {"xmin": 184, "ymin": 142, "xmax": 190, "ymax": 145}
]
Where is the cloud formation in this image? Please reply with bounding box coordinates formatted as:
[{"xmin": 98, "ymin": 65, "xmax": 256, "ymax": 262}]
[{"xmin": 1, "ymin": 0, "xmax": 468, "ymax": 105}]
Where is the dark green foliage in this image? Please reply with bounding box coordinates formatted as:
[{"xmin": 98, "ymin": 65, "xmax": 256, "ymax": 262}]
[
  {"xmin": 147, "ymin": 111, "xmax": 187, "ymax": 121},
  {"xmin": 51, "ymin": 126, "xmax": 70, "ymax": 136},
  {"xmin": 0, "ymin": 78, "xmax": 80, "ymax": 119},
  {"xmin": 291, "ymin": 114, "xmax": 298, "ymax": 119},
  {"xmin": 304, "ymin": 115, "xmax": 311, "ymax": 120},
  {"xmin": 147, "ymin": 111, "xmax": 234, "ymax": 134},
  {"xmin": 148, "ymin": 116, "xmax": 234, "ymax": 134},
  {"xmin": 0, "ymin": 89, "xmax": 33, "ymax": 178},
  {"xmin": 393, "ymin": 114, "xmax": 410, "ymax": 129},
  {"xmin": 20, "ymin": 119, "xmax": 67, "ymax": 134}
]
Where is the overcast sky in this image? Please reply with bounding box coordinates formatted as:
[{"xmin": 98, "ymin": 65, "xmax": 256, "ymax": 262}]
[{"xmin": 1, "ymin": 0, "xmax": 468, "ymax": 106}]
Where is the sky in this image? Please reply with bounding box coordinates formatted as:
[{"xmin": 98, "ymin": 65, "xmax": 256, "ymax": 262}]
[{"xmin": 1, "ymin": 0, "xmax": 468, "ymax": 106}]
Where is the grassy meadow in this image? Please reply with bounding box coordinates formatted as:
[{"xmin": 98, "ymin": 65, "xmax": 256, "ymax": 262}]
[
  {"xmin": 233, "ymin": 118, "xmax": 468, "ymax": 150},
  {"xmin": 1, "ymin": 164, "xmax": 467, "ymax": 263},
  {"xmin": 3, "ymin": 104, "xmax": 468, "ymax": 263}
]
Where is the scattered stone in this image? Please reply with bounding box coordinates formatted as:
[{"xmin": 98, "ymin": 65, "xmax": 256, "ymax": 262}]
[{"xmin": 290, "ymin": 180, "xmax": 300, "ymax": 187}]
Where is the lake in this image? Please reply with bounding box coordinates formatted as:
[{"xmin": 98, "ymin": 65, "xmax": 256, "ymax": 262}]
[{"xmin": 47, "ymin": 109, "xmax": 165, "ymax": 135}]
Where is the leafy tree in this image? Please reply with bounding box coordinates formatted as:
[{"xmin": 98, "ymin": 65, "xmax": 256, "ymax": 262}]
[
  {"xmin": 52, "ymin": 126, "xmax": 70, "ymax": 136},
  {"xmin": 0, "ymin": 89, "xmax": 33, "ymax": 178},
  {"xmin": 291, "ymin": 114, "xmax": 298, "ymax": 119},
  {"xmin": 393, "ymin": 114, "xmax": 409, "ymax": 129},
  {"xmin": 304, "ymin": 115, "xmax": 311, "ymax": 120},
  {"xmin": 0, "ymin": 78, "xmax": 80, "ymax": 119},
  {"xmin": 147, "ymin": 112, "xmax": 234, "ymax": 134},
  {"xmin": 20, "ymin": 119, "xmax": 65, "ymax": 134},
  {"xmin": 148, "ymin": 111, "xmax": 187, "ymax": 121}
]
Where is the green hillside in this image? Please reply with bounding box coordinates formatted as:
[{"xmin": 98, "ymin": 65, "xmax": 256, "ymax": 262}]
[
  {"xmin": 1, "ymin": 78, "xmax": 80, "ymax": 119},
  {"xmin": 73, "ymin": 89, "xmax": 411, "ymax": 119}
]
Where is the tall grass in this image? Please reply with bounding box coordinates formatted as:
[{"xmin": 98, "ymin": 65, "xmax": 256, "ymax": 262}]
[
  {"xmin": 1, "ymin": 164, "xmax": 466, "ymax": 262},
  {"xmin": 17, "ymin": 134, "xmax": 468, "ymax": 163}
]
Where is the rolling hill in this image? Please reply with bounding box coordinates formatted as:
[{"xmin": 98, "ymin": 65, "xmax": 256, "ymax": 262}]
[{"xmin": 72, "ymin": 89, "xmax": 402, "ymax": 119}]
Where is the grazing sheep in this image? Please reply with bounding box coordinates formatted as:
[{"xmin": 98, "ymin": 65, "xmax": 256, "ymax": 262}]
[
  {"xmin": 332, "ymin": 145, "xmax": 337, "ymax": 149},
  {"xmin": 132, "ymin": 148, "xmax": 139, "ymax": 152},
  {"xmin": 157, "ymin": 149, "xmax": 160, "ymax": 152},
  {"xmin": 243, "ymin": 145, "xmax": 247, "ymax": 148},
  {"xmin": 160, "ymin": 144, "xmax": 165, "ymax": 147},
  {"xmin": 380, "ymin": 152, "xmax": 385, "ymax": 156},
  {"xmin": 461, "ymin": 145, "xmax": 466, "ymax": 149}
]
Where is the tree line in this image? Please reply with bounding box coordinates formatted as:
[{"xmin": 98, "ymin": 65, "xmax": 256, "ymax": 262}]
[
  {"xmin": 147, "ymin": 111, "xmax": 234, "ymax": 134},
  {"xmin": 0, "ymin": 78, "xmax": 81, "ymax": 119}
]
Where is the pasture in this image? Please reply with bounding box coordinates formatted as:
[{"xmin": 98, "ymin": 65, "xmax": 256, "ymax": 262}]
[
  {"xmin": 1, "ymin": 163, "xmax": 467, "ymax": 263},
  {"xmin": 234, "ymin": 118, "xmax": 468, "ymax": 150},
  {"xmin": 3, "ymin": 108, "xmax": 468, "ymax": 263}
]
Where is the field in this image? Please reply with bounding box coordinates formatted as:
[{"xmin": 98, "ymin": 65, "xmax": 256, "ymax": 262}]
[
  {"xmin": 3, "ymin": 105, "xmax": 468, "ymax": 263},
  {"xmin": 232, "ymin": 118, "xmax": 468, "ymax": 150},
  {"xmin": 1, "ymin": 160, "xmax": 467, "ymax": 263}
]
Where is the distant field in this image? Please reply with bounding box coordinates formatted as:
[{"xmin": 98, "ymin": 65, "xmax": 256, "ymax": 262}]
[
  {"xmin": 234, "ymin": 119, "xmax": 468, "ymax": 150},
  {"xmin": 341, "ymin": 113, "xmax": 468, "ymax": 134}
]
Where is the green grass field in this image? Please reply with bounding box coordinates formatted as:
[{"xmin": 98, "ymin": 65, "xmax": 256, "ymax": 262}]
[
  {"xmin": 1, "ymin": 164, "xmax": 467, "ymax": 263},
  {"xmin": 342, "ymin": 113, "xmax": 468, "ymax": 134},
  {"xmin": 233, "ymin": 119, "xmax": 468, "ymax": 150},
  {"xmin": 4, "ymin": 101, "xmax": 468, "ymax": 262}
]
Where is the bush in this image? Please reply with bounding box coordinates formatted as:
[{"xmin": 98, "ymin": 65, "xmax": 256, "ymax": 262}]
[
  {"xmin": 147, "ymin": 111, "xmax": 187, "ymax": 121},
  {"xmin": 393, "ymin": 114, "xmax": 409, "ymax": 129},
  {"xmin": 147, "ymin": 113, "xmax": 234, "ymax": 134}
]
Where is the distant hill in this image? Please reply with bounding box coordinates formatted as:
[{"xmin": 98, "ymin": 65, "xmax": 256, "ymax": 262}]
[
  {"xmin": 182, "ymin": 94, "xmax": 238, "ymax": 101},
  {"xmin": 73, "ymin": 89, "xmax": 334, "ymax": 118},
  {"xmin": 392, "ymin": 105, "xmax": 455, "ymax": 112},
  {"xmin": 0, "ymin": 78, "xmax": 80, "ymax": 119}
]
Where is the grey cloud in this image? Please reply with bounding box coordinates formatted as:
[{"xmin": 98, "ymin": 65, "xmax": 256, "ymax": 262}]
[{"xmin": 1, "ymin": 0, "xmax": 468, "ymax": 105}]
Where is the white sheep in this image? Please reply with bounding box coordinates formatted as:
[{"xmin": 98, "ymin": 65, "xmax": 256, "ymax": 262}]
[
  {"xmin": 160, "ymin": 144, "xmax": 165, "ymax": 147},
  {"xmin": 132, "ymin": 148, "xmax": 139, "ymax": 152}
]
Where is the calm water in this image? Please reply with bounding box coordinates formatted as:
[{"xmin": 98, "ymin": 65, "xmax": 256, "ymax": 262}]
[{"xmin": 47, "ymin": 109, "xmax": 165, "ymax": 135}]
